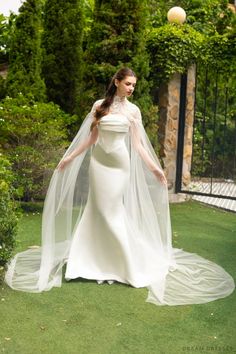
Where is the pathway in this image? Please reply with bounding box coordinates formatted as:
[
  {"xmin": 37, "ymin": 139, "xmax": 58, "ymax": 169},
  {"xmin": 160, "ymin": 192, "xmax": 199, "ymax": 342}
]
[{"xmin": 188, "ymin": 181, "xmax": 236, "ymax": 212}]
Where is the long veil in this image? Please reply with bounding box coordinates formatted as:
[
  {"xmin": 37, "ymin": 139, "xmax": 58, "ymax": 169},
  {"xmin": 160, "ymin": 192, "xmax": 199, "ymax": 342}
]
[
  {"xmin": 5, "ymin": 102, "xmax": 97, "ymax": 292},
  {"xmin": 5, "ymin": 99, "xmax": 235, "ymax": 305}
]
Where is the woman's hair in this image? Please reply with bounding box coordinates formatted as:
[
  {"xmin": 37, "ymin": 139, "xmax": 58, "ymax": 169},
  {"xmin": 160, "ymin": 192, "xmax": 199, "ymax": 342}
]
[{"xmin": 90, "ymin": 67, "xmax": 136, "ymax": 131}]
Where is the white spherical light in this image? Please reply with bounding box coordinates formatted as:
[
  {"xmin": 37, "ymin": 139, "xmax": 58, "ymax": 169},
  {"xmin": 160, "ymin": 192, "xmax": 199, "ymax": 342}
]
[{"xmin": 167, "ymin": 6, "xmax": 186, "ymax": 24}]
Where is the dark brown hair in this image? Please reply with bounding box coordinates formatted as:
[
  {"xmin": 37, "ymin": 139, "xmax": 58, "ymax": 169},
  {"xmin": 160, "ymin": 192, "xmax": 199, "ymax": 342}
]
[{"xmin": 90, "ymin": 67, "xmax": 136, "ymax": 131}]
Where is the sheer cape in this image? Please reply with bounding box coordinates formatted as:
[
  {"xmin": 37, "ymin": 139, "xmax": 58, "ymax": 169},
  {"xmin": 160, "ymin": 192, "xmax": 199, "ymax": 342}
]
[{"xmin": 5, "ymin": 97, "xmax": 235, "ymax": 305}]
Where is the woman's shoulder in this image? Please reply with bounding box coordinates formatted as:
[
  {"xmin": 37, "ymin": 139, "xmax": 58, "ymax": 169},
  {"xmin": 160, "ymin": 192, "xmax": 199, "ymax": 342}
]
[
  {"xmin": 95, "ymin": 98, "xmax": 104, "ymax": 106},
  {"xmin": 127, "ymin": 100, "xmax": 142, "ymax": 121},
  {"xmin": 127, "ymin": 100, "xmax": 139, "ymax": 110},
  {"xmin": 89, "ymin": 99, "xmax": 104, "ymax": 116},
  {"xmin": 92, "ymin": 99, "xmax": 104, "ymax": 110}
]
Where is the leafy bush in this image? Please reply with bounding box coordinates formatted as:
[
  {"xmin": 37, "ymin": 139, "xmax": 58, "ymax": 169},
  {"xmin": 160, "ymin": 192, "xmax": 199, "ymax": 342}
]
[
  {"xmin": 148, "ymin": 23, "xmax": 204, "ymax": 84},
  {"xmin": 147, "ymin": 1, "xmax": 236, "ymax": 86},
  {"xmin": 200, "ymin": 32, "xmax": 236, "ymax": 72},
  {"xmin": 0, "ymin": 95, "xmax": 76, "ymax": 201},
  {"xmin": 0, "ymin": 13, "xmax": 11, "ymax": 64},
  {"xmin": 192, "ymin": 67, "xmax": 236, "ymax": 179},
  {"xmin": 19, "ymin": 201, "xmax": 44, "ymax": 213},
  {"xmin": 0, "ymin": 75, "xmax": 6, "ymax": 100},
  {"xmin": 0, "ymin": 154, "xmax": 18, "ymax": 280},
  {"xmin": 148, "ymin": 0, "xmax": 235, "ymax": 34}
]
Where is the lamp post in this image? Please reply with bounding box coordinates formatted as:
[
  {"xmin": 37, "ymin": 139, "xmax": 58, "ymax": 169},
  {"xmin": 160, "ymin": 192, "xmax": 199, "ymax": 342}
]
[{"xmin": 167, "ymin": 6, "xmax": 186, "ymax": 24}]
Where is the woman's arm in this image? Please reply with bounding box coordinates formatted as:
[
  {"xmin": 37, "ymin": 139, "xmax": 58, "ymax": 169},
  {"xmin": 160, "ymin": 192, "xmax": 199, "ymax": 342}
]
[
  {"xmin": 131, "ymin": 110, "xmax": 167, "ymax": 185},
  {"xmin": 57, "ymin": 126, "xmax": 98, "ymax": 170},
  {"xmin": 134, "ymin": 141, "xmax": 167, "ymax": 185}
]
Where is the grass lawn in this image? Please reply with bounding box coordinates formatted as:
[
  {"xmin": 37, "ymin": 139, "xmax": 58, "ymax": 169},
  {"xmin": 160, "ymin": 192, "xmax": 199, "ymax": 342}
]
[{"xmin": 0, "ymin": 201, "xmax": 235, "ymax": 354}]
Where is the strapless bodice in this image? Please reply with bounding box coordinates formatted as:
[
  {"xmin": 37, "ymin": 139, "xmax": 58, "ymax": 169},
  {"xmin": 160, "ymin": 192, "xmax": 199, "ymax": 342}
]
[
  {"xmin": 97, "ymin": 113, "xmax": 130, "ymax": 153},
  {"xmin": 99, "ymin": 113, "xmax": 130, "ymax": 132}
]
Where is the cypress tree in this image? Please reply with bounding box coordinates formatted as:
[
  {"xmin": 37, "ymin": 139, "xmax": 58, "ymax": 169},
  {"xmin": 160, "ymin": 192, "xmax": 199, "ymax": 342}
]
[
  {"xmin": 81, "ymin": 0, "xmax": 153, "ymax": 126},
  {"xmin": 6, "ymin": 0, "xmax": 45, "ymax": 101},
  {"xmin": 42, "ymin": 0, "xmax": 84, "ymax": 114}
]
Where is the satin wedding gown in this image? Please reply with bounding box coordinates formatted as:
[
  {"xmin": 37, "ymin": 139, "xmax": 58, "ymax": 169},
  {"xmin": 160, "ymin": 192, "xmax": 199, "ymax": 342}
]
[
  {"xmin": 65, "ymin": 113, "xmax": 135, "ymax": 283},
  {"xmin": 65, "ymin": 113, "xmax": 165, "ymax": 286},
  {"xmin": 5, "ymin": 96, "xmax": 235, "ymax": 305}
]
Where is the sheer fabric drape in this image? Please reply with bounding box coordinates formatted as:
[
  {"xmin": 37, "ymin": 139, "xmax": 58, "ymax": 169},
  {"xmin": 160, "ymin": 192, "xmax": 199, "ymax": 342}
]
[{"xmin": 5, "ymin": 98, "xmax": 235, "ymax": 305}]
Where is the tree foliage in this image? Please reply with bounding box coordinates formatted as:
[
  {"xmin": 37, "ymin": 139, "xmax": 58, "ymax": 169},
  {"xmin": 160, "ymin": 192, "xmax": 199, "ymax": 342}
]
[
  {"xmin": 80, "ymin": 0, "xmax": 159, "ymax": 146},
  {"xmin": 82, "ymin": 0, "xmax": 150, "ymax": 104},
  {"xmin": 0, "ymin": 95, "xmax": 75, "ymax": 201},
  {"xmin": 0, "ymin": 154, "xmax": 18, "ymax": 277},
  {"xmin": 147, "ymin": 0, "xmax": 236, "ymax": 84},
  {"xmin": 42, "ymin": 0, "xmax": 84, "ymax": 114},
  {"xmin": 192, "ymin": 67, "xmax": 236, "ymax": 180},
  {"xmin": 149, "ymin": 0, "xmax": 235, "ymax": 34},
  {"xmin": 148, "ymin": 23, "xmax": 204, "ymax": 84},
  {"xmin": 147, "ymin": 0, "xmax": 236, "ymax": 179},
  {"xmin": 0, "ymin": 14, "xmax": 10, "ymax": 64},
  {"xmin": 5, "ymin": 0, "xmax": 45, "ymax": 101},
  {"xmin": 0, "ymin": 0, "xmax": 235, "ymax": 197}
]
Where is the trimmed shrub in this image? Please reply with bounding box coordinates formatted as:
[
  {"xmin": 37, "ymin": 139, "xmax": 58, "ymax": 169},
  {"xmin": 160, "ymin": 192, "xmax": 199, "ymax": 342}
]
[
  {"xmin": 0, "ymin": 95, "xmax": 76, "ymax": 201},
  {"xmin": 148, "ymin": 23, "xmax": 204, "ymax": 85},
  {"xmin": 0, "ymin": 154, "xmax": 18, "ymax": 280}
]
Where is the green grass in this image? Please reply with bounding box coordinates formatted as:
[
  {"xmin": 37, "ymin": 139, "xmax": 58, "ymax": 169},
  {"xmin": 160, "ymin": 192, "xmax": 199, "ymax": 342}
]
[{"xmin": 0, "ymin": 201, "xmax": 235, "ymax": 354}]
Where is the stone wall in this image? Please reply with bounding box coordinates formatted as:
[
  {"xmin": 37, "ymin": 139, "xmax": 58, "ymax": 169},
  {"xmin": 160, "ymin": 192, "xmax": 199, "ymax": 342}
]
[{"xmin": 158, "ymin": 65, "xmax": 196, "ymax": 201}]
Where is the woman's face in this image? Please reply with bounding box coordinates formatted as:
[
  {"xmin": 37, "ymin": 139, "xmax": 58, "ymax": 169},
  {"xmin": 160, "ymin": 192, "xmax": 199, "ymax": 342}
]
[{"xmin": 115, "ymin": 76, "xmax": 137, "ymax": 97}]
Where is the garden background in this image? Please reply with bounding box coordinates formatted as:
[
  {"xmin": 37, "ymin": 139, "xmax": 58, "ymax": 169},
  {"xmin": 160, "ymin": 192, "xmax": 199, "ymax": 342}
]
[{"xmin": 0, "ymin": 1, "xmax": 235, "ymax": 353}]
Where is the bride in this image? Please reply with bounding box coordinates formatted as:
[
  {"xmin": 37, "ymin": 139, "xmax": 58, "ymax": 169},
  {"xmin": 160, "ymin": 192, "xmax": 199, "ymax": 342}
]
[{"xmin": 5, "ymin": 67, "xmax": 234, "ymax": 306}]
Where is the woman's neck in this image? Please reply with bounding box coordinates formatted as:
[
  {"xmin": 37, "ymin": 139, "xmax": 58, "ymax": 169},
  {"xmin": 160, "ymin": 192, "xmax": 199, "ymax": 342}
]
[{"xmin": 113, "ymin": 94, "xmax": 126, "ymax": 102}]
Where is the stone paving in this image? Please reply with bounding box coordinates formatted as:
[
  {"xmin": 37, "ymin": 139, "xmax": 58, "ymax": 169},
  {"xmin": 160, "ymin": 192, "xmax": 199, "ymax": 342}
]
[{"xmin": 188, "ymin": 181, "xmax": 236, "ymax": 212}]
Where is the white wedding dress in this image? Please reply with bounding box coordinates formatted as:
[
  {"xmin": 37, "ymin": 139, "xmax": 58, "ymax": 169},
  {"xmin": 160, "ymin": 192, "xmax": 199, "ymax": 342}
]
[
  {"xmin": 5, "ymin": 96, "xmax": 235, "ymax": 305},
  {"xmin": 65, "ymin": 112, "xmax": 167, "ymax": 286}
]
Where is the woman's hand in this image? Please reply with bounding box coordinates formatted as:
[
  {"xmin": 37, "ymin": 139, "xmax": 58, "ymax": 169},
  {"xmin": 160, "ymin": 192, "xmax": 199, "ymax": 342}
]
[
  {"xmin": 57, "ymin": 155, "xmax": 73, "ymax": 171},
  {"xmin": 152, "ymin": 169, "xmax": 167, "ymax": 185}
]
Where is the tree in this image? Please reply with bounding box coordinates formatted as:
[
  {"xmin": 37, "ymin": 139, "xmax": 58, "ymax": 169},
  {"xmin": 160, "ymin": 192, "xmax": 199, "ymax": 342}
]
[
  {"xmin": 80, "ymin": 0, "xmax": 158, "ymax": 145},
  {"xmin": 148, "ymin": 0, "xmax": 235, "ymax": 35},
  {"xmin": 0, "ymin": 13, "xmax": 10, "ymax": 65},
  {"xmin": 82, "ymin": 0, "xmax": 150, "ymax": 104},
  {"xmin": 42, "ymin": 0, "xmax": 84, "ymax": 114},
  {"xmin": 5, "ymin": 0, "xmax": 45, "ymax": 101}
]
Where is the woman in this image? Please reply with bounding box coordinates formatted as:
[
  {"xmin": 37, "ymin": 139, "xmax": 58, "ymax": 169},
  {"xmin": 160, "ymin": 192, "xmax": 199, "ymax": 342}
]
[{"xmin": 5, "ymin": 68, "xmax": 234, "ymax": 305}]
